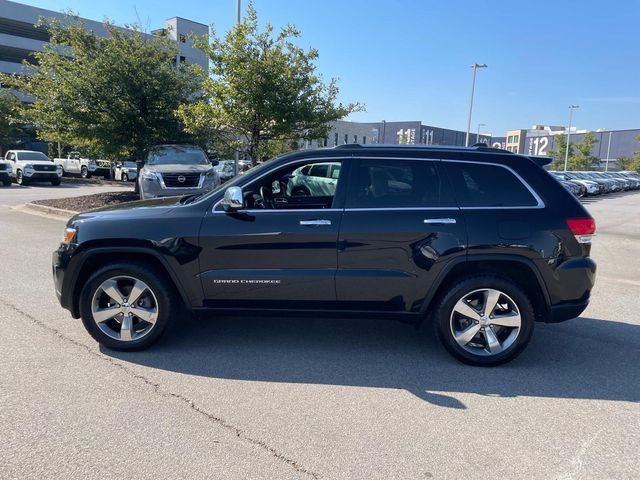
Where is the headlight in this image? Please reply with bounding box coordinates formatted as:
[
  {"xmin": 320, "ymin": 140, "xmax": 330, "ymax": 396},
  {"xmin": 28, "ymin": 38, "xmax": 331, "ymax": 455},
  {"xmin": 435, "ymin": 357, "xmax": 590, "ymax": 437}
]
[
  {"xmin": 141, "ymin": 171, "xmax": 157, "ymax": 181},
  {"xmin": 24, "ymin": 164, "xmax": 34, "ymax": 170},
  {"xmin": 62, "ymin": 227, "xmax": 76, "ymax": 244}
]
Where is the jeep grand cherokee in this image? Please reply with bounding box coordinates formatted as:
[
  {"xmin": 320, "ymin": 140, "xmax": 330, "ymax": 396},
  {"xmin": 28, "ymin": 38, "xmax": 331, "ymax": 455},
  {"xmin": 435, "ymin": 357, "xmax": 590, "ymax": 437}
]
[{"xmin": 52, "ymin": 144, "xmax": 596, "ymax": 366}]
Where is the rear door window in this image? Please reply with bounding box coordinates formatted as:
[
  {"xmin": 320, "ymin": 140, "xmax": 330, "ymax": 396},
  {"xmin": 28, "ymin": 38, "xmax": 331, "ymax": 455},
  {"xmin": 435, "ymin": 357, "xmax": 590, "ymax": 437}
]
[
  {"xmin": 345, "ymin": 159, "xmax": 453, "ymax": 208},
  {"xmin": 443, "ymin": 161, "xmax": 539, "ymax": 207}
]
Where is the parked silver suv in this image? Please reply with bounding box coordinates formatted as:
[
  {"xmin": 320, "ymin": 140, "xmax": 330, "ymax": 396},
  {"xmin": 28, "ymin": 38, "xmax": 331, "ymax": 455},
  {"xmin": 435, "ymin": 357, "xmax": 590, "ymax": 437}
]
[{"xmin": 137, "ymin": 145, "xmax": 220, "ymax": 199}]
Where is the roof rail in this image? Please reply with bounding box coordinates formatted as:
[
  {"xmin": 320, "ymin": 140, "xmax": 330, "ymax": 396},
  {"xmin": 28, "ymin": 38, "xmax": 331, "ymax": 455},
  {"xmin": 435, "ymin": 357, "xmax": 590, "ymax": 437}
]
[{"xmin": 334, "ymin": 144, "xmax": 363, "ymax": 149}]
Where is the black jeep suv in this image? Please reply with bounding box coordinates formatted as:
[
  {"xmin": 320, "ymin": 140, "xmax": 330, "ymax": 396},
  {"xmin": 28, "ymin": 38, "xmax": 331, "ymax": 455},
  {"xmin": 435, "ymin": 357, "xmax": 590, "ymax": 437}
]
[{"xmin": 52, "ymin": 144, "xmax": 596, "ymax": 366}]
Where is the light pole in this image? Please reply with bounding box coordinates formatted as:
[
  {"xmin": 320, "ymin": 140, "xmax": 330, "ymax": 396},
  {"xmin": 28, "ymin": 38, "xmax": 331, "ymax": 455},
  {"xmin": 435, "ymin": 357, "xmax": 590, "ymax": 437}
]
[
  {"xmin": 477, "ymin": 123, "xmax": 486, "ymax": 144},
  {"xmin": 563, "ymin": 105, "xmax": 579, "ymax": 171},
  {"xmin": 465, "ymin": 63, "xmax": 487, "ymax": 147},
  {"xmin": 605, "ymin": 131, "xmax": 612, "ymax": 171}
]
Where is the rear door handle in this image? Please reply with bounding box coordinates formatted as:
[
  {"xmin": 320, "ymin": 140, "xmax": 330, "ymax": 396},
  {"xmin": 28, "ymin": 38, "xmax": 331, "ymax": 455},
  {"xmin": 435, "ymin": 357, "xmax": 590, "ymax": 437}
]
[
  {"xmin": 300, "ymin": 219, "xmax": 332, "ymax": 226},
  {"xmin": 423, "ymin": 218, "xmax": 457, "ymax": 225}
]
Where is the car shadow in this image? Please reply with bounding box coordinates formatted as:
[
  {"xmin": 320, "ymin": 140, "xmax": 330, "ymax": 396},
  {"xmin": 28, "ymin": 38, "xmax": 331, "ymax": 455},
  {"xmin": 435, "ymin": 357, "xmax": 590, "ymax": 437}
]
[{"xmin": 102, "ymin": 314, "xmax": 640, "ymax": 409}]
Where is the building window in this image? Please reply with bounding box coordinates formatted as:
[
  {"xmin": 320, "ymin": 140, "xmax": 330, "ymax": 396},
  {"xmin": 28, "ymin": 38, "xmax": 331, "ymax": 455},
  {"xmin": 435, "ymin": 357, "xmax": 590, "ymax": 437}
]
[
  {"xmin": 363, "ymin": 136, "xmax": 367, "ymax": 144},
  {"xmin": 354, "ymin": 135, "xmax": 358, "ymax": 143},
  {"xmin": 513, "ymin": 135, "xmax": 519, "ymax": 143},
  {"xmin": 179, "ymin": 34, "xmax": 187, "ymax": 43},
  {"xmin": 334, "ymin": 133, "xmax": 339, "ymax": 146},
  {"xmin": 344, "ymin": 134, "xmax": 348, "ymax": 145},
  {"xmin": 179, "ymin": 55, "xmax": 186, "ymax": 63},
  {"xmin": 324, "ymin": 137, "xmax": 328, "ymax": 147}
]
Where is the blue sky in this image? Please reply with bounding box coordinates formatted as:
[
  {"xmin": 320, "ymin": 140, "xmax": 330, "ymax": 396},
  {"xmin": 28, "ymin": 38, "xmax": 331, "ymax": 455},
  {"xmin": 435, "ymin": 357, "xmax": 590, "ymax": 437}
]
[{"xmin": 16, "ymin": 0, "xmax": 640, "ymax": 136}]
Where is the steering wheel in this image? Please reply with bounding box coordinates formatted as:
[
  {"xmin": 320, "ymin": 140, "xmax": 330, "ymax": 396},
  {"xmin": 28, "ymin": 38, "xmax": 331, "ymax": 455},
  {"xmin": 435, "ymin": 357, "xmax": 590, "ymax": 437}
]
[{"xmin": 260, "ymin": 185, "xmax": 274, "ymax": 209}]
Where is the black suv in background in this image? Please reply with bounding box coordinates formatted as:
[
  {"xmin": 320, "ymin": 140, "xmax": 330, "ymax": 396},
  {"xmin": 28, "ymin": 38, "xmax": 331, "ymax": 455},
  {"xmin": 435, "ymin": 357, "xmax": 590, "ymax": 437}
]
[{"xmin": 52, "ymin": 144, "xmax": 596, "ymax": 366}]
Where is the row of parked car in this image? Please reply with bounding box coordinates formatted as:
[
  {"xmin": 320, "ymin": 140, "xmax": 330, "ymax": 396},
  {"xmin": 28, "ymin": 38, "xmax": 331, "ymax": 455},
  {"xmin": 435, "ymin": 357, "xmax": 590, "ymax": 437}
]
[
  {"xmin": 549, "ymin": 170, "xmax": 640, "ymax": 197},
  {"xmin": 0, "ymin": 150, "xmax": 139, "ymax": 186}
]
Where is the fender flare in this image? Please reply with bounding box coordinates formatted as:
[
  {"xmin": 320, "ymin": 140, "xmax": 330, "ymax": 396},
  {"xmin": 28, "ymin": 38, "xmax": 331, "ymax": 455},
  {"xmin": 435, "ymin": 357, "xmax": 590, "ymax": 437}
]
[
  {"xmin": 67, "ymin": 246, "xmax": 193, "ymax": 318},
  {"xmin": 420, "ymin": 253, "xmax": 551, "ymax": 315}
]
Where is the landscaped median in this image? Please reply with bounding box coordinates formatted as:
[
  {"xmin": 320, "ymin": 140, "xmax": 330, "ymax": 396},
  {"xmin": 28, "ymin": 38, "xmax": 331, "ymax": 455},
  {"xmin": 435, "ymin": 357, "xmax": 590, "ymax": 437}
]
[{"xmin": 23, "ymin": 191, "xmax": 139, "ymax": 219}]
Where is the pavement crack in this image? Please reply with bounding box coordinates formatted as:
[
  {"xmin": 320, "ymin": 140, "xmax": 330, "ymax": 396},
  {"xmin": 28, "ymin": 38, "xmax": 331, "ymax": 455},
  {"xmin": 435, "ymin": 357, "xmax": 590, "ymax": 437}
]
[{"xmin": 1, "ymin": 298, "xmax": 321, "ymax": 480}]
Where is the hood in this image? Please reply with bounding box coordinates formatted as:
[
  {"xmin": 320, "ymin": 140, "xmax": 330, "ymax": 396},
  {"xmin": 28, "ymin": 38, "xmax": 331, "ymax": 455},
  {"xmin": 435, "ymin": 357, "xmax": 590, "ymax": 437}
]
[
  {"xmin": 143, "ymin": 164, "xmax": 212, "ymax": 174},
  {"xmin": 68, "ymin": 196, "xmax": 185, "ymax": 225}
]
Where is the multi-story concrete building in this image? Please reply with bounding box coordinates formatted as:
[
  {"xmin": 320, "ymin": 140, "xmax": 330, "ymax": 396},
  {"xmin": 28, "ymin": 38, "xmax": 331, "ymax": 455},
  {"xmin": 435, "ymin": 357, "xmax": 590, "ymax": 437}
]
[
  {"xmin": 496, "ymin": 124, "xmax": 640, "ymax": 168},
  {"xmin": 303, "ymin": 120, "xmax": 492, "ymax": 149},
  {"xmin": 0, "ymin": 0, "xmax": 208, "ymax": 77}
]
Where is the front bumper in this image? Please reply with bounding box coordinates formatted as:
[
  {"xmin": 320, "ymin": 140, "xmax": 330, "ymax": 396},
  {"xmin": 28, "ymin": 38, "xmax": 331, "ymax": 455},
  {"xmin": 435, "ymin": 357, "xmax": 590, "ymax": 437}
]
[
  {"xmin": 24, "ymin": 172, "xmax": 62, "ymax": 181},
  {"xmin": 52, "ymin": 244, "xmax": 81, "ymax": 318}
]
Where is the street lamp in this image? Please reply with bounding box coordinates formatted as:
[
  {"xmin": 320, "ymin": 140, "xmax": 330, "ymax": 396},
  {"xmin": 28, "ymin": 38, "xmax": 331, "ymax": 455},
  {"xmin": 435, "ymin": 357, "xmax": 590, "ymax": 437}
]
[
  {"xmin": 477, "ymin": 123, "xmax": 486, "ymax": 144},
  {"xmin": 465, "ymin": 63, "xmax": 487, "ymax": 147},
  {"xmin": 563, "ymin": 105, "xmax": 579, "ymax": 171},
  {"xmin": 605, "ymin": 130, "xmax": 612, "ymax": 172}
]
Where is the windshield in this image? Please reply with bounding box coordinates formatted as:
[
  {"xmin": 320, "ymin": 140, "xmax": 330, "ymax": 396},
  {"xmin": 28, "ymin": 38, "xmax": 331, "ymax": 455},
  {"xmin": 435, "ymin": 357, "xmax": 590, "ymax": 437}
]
[
  {"xmin": 147, "ymin": 146, "xmax": 209, "ymax": 166},
  {"xmin": 17, "ymin": 151, "xmax": 50, "ymax": 161}
]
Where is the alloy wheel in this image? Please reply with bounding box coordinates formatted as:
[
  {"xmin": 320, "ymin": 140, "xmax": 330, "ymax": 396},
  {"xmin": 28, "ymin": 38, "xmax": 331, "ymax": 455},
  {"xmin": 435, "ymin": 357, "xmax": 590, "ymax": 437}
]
[
  {"xmin": 449, "ymin": 288, "xmax": 522, "ymax": 356},
  {"xmin": 91, "ymin": 275, "xmax": 159, "ymax": 342}
]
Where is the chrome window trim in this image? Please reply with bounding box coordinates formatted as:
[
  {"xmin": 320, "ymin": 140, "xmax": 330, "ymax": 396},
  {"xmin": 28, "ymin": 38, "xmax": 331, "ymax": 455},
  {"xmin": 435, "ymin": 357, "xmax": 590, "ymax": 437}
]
[
  {"xmin": 211, "ymin": 155, "xmax": 545, "ymax": 212},
  {"xmin": 440, "ymin": 158, "xmax": 544, "ymax": 209}
]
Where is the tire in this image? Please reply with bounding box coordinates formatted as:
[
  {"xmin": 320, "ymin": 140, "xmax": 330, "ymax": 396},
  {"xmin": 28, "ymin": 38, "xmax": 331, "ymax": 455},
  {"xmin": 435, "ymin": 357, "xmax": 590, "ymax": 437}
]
[
  {"xmin": 51, "ymin": 178, "xmax": 61, "ymax": 186},
  {"xmin": 16, "ymin": 170, "xmax": 27, "ymax": 186},
  {"xmin": 2, "ymin": 179, "xmax": 10, "ymax": 187},
  {"xmin": 79, "ymin": 262, "xmax": 180, "ymax": 351},
  {"xmin": 80, "ymin": 166, "xmax": 88, "ymax": 178},
  {"xmin": 433, "ymin": 275, "xmax": 534, "ymax": 366},
  {"xmin": 122, "ymin": 172, "xmax": 128, "ymax": 182}
]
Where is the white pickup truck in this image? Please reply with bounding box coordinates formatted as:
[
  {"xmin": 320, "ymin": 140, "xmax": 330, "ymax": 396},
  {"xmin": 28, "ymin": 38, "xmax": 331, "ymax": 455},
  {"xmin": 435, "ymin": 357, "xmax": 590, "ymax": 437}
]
[
  {"xmin": 54, "ymin": 151, "xmax": 98, "ymax": 178},
  {"xmin": 4, "ymin": 149, "xmax": 63, "ymax": 185}
]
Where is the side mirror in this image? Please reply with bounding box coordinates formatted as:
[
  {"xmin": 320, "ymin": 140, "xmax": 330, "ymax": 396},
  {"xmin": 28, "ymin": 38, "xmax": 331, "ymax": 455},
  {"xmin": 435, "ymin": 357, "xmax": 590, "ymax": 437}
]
[
  {"xmin": 209, "ymin": 158, "xmax": 219, "ymax": 167},
  {"xmin": 221, "ymin": 186, "xmax": 243, "ymax": 212}
]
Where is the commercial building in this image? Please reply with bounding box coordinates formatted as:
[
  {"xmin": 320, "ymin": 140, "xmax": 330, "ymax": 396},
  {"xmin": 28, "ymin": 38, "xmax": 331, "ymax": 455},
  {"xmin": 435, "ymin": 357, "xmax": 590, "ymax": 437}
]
[
  {"xmin": 303, "ymin": 120, "xmax": 492, "ymax": 149},
  {"xmin": 0, "ymin": 0, "xmax": 208, "ymax": 76},
  {"xmin": 493, "ymin": 124, "xmax": 640, "ymax": 168}
]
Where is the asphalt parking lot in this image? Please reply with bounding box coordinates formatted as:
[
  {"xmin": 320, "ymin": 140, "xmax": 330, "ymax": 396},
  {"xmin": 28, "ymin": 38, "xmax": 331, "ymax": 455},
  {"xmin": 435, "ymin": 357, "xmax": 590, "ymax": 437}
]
[{"xmin": 0, "ymin": 185, "xmax": 638, "ymax": 479}]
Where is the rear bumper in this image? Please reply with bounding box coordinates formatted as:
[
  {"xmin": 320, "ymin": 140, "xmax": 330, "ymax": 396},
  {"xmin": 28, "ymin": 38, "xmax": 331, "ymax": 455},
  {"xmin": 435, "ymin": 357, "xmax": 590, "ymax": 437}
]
[{"xmin": 540, "ymin": 256, "xmax": 596, "ymax": 322}]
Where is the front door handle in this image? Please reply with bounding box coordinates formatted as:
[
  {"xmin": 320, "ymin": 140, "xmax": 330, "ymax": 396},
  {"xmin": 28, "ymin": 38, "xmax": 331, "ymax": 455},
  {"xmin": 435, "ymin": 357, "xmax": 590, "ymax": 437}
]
[
  {"xmin": 423, "ymin": 218, "xmax": 457, "ymax": 225},
  {"xmin": 300, "ymin": 219, "xmax": 332, "ymax": 226}
]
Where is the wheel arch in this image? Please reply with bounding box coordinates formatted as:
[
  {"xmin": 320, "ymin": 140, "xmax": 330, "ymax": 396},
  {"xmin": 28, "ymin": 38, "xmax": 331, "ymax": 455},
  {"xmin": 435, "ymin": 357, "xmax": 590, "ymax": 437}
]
[
  {"xmin": 69, "ymin": 246, "xmax": 191, "ymax": 319},
  {"xmin": 422, "ymin": 254, "xmax": 551, "ymax": 323}
]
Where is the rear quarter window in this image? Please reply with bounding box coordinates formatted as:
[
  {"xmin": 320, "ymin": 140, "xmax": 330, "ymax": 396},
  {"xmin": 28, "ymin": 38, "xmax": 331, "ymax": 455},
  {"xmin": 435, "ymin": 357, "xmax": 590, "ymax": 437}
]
[{"xmin": 443, "ymin": 161, "xmax": 539, "ymax": 207}]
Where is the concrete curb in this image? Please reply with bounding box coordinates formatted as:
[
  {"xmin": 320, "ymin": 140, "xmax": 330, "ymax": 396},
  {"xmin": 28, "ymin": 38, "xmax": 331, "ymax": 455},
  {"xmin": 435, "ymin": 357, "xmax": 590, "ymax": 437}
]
[{"xmin": 18, "ymin": 202, "xmax": 78, "ymax": 220}]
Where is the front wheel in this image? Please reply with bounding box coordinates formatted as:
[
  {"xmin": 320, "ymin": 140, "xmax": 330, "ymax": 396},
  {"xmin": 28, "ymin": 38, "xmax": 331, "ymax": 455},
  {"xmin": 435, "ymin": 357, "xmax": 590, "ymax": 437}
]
[
  {"xmin": 433, "ymin": 276, "xmax": 534, "ymax": 366},
  {"xmin": 80, "ymin": 166, "xmax": 89, "ymax": 178},
  {"xmin": 79, "ymin": 262, "xmax": 180, "ymax": 350},
  {"xmin": 121, "ymin": 172, "xmax": 128, "ymax": 182},
  {"xmin": 2, "ymin": 179, "xmax": 10, "ymax": 187},
  {"xmin": 16, "ymin": 170, "xmax": 27, "ymax": 186}
]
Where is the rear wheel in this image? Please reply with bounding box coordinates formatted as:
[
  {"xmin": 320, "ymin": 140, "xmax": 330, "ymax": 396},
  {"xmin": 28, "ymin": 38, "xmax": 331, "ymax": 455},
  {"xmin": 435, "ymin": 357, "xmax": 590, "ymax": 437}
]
[
  {"xmin": 433, "ymin": 275, "xmax": 534, "ymax": 366},
  {"xmin": 79, "ymin": 262, "xmax": 179, "ymax": 350},
  {"xmin": 122, "ymin": 172, "xmax": 128, "ymax": 182},
  {"xmin": 51, "ymin": 178, "xmax": 61, "ymax": 186}
]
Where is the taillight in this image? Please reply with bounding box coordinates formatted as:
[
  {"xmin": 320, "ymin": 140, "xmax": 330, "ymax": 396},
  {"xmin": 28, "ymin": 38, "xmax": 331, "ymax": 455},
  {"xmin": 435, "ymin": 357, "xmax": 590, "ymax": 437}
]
[{"xmin": 567, "ymin": 218, "xmax": 595, "ymax": 244}]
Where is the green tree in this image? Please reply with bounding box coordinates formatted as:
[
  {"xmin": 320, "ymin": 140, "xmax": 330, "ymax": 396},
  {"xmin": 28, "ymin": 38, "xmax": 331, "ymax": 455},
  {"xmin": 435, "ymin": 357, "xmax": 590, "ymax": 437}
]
[
  {"xmin": 176, "ymin": 4, "xmax": 363, "ymax": 165},
  {"xmin": 0, "ymin": 90, "xmax": 24, "ymax": 154},
  {"xmin": 546, "ymin": 134, "xmax": 573, "ymax": 170},
  {"xmin": 569, "ymin": 132, "xmax": 598, "ymax": 170},
  {"xmin": 0, "ymin": 15, "xmax": 202, "ymax": 160}
]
